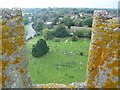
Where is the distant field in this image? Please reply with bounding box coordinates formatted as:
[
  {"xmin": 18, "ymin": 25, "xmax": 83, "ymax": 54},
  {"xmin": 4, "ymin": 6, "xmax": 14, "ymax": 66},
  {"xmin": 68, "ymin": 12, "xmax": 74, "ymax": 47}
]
[{"xmin": 26, "ymin": 36, "xmax": 91, "ymax": 85}]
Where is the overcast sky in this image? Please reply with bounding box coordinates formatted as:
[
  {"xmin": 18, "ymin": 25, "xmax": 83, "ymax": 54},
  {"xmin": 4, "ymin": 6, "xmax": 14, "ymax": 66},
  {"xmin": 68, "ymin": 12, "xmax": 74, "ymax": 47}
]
[{"xmin": 0, "ymin": 0, "xmax": 119, "ymax": 8}]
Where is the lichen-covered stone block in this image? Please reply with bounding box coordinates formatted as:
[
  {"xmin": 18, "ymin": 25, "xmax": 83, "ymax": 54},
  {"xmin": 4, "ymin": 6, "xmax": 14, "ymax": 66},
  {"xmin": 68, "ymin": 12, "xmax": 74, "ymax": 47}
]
[
  {"xmin": 0, "ymin": 8, "xmax": 32, "ymax": 88},
  {"xmin": 86, "ymin": 10, "xmax": 119, "ymax": 88}
]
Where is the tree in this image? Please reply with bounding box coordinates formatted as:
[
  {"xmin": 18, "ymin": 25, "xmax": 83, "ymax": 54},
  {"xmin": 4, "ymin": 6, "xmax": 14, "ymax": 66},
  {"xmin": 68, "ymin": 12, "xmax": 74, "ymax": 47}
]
[
  {"xmin": 32, "ymin": 39, "xmax": 49, "ymax": 57},
  {"xmin": 41, "ymin": 15, "xmax": 48, "ymax": 23},
  {"xmin": 73, "ymin": 19, "xmax": 81, "ymax": 26},
  {"xmin": 23, "ymin": 19, "xmax": 29, "ymax": 25},
  {"xmin": 82, "ymin": 17, "xmax": 92, "ymax": 27},
  {"xmin": 60, "ymin": 16, "xmax": 73, "ymax": 29},
  {"xmin": 42, "ymin": 28, "xmax": 54, "ymax": 40},
  {"xmin": 53, "ymin": 24, "xmax": 68, "ymax": 38},
  {"xmin": 52, "ymin": 17, "xmax": 59, "ymax": 25},
  {"xmin": 78, "ymin": 21, "xmax": 83, "ymax": 27},
  {"xmin": 33, "ymin": 21, "xmax": 44, "ymax": 32},
  {"xmin": 46, "ymin": 24, "xmax": 54, "ymax": 29}
]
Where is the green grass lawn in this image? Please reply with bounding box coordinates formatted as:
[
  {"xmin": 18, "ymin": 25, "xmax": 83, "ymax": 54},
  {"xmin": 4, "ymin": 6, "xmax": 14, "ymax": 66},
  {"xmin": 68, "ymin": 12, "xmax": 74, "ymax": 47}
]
[
  {"xmin": 24, "ymin": 25, "xmax": 28, "ymax": 35},
  {"xmin": 26, "ymin": 36, "xmax": 91, "ymax": 85}
]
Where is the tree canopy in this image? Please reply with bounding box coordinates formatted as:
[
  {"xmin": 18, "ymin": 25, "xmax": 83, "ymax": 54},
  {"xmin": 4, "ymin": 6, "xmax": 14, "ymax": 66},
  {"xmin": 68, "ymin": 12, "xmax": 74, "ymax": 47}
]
[
  {"xmin": 32, "ymin": 21, "xmax": 45, "ymax": 32},
  {"xmin": 60, "ymin": 16, "xmax": 74, "ymax": 29}
]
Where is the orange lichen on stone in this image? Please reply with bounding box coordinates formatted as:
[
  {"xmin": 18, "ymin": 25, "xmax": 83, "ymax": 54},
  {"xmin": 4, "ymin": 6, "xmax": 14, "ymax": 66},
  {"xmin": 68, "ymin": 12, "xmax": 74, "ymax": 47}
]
[
  {"xmin": 86, "ymin": 80, "xmax": 95, "ymax": 88},
  {"xmin": 1, "ymin": 8, "xmax": 32, "ymax": 88},
  {"xmin": 14, "ymin": 36, "xmax": 25, "ymax": 47},
  {"xmin": 2, "ymin": 74, "xmax": 8, "ymax": 87},
  {"xmin": 15, "ymin": 56, "xmax": 22, "ymax": 61},
  {"xmin": 23, "ymin": 81, "xmax": 27, "ymax": 85},
  {"xmin": 105, "ymin": 60, "xmax": 118, "ymax": 69},
  {"xmin": 12, "ymin": 60, "xmax": 20, "ymax": 65},
  {"xmin": 86, "ymin": 10, "xmax": 119, "ymax": 88},
  {"xmin": 2, "ymin": 19, "xmax": 7, "ymax": 25},
  {"xmin": 104, "ymin": 78, "xmax": 117, "ymax": 88},
  {"xmin": 15, "ymin": 67, "xmax": 19, "ymax": 70},
  {"xmin": 20, "ymin": 69, "xmax": 25, "ymax": 74},
  {"xmin": 90, "ymin": 69, "xmax": 98, "ymax": 77},
  {"xmin": 0, "ymin": 75, "xmax": 2, "ymax": 85},
  {"xmin": 99, "ymin": 60, "xmax": 105, "ymax": 66},
  {"xmin": 2, "ymin": 39, "xmax": 17, "ymax": 56},
  {"xmin": 67, "ymin": 86, "xmax": 73, "ymax": 88},
  {"xmin": 106, "ymin": 78, "xmax": 111, "ymax": 82},
  {"xmin": 106, "ymin": 73, "xmax": 112, "ymax": 77},
  {"xmin": 111, "ymin": 68, "xmax": 118, "ymax": 77},
  {"xmin": 2, "ymin": 60, "xmax": 10, "ymax": 71},
  {"xmin": 14, "ymin": 26, "xmax": 24, "ymax": 35},
  {"xmin": 2, "ymin": 26, "xmax": 10, "ymax": 33},
  {"xmin": 100, "ymin": 67, "xmax": 105, "ymax": 71}
]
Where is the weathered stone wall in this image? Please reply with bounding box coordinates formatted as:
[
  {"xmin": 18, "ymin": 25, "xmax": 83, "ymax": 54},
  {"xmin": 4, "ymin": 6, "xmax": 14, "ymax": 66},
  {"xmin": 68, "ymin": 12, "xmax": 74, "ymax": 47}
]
[
  {"xmin": 0, "ymin": 8, "xmax": 32, "ymax": 88},
  {"xmin": 86, "ymin": 10, "xmax": 119, "ymax": 88}
]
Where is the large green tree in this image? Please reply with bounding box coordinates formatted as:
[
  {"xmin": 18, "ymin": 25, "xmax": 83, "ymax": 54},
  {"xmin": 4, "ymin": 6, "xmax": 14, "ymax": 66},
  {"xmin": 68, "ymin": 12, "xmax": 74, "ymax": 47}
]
[
  {"xmin": 32, "ymin": 39, "xmax": 49, "ymax": 57},
  {"xmin": 82, "ymin": 17, "xmax": 92, "ymax": 27},
  {"xmin": 60, "ymin": 16, "xmax": 73, "ymax": 29},
  {"xmin": 33, "ymin": 21, "xmax": 44, "ymax": 32},
  {"xmin": 53, "ymin": 24, "xmax": 68, "ymax": 38},
  {"xmin": 52, "ymin": 16, "xmax": 59, "ymax": 25},
  {"xmin": 41, "ymin": 15, "xmax": 48, "ymax": 23}
]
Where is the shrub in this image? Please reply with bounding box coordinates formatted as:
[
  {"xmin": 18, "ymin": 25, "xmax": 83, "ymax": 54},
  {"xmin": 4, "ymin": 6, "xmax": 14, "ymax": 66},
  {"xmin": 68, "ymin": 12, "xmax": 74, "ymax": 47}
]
[
  {"xmin": 53, "ymin": 24, "xmax": 68, "ymax": 38},
  {"xmin": 74, "ymin": 29, "xmax": 85, "ymax": 37},
  {"xmin": 72, "ymin": 35, "xmax": 78, "ymax": 41},
  {"xmin": 42, "ymin": 28, "xmax": 54, "ymax": 40},
  {"xmin": 32, "ymin": 39, "xmax": 49, "ymax": 57},
  {"xmin": 73, "ymin": 28, "xmax": 92, "ymax": 38},
  {"xmin": 86, "ymin": 30, "xmax": 92, "ymax": 39},
  {"xmin": 82, "ymin": 17, "xmax": 92, "ymax": 27},
  {"xmin": 53, "ymin": 38, "xmax": 61, "ymax": 42},
  {"xmin": 80, "ymin": 51, "xmax": 84, "ymax": 56}
]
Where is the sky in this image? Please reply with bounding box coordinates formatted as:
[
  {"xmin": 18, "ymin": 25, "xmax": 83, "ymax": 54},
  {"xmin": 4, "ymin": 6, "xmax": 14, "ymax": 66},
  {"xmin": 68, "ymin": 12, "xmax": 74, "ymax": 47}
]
[{"xmin": 0, "ymin": 0, "xmax": 119, "ymax": 9}]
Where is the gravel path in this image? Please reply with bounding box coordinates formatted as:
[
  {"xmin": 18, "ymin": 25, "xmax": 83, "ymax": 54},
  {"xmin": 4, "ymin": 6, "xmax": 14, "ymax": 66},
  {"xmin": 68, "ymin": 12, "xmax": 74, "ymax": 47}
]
[{"xmin": 26, "ymin": 22, "xmax": 36, "ymax": 40}]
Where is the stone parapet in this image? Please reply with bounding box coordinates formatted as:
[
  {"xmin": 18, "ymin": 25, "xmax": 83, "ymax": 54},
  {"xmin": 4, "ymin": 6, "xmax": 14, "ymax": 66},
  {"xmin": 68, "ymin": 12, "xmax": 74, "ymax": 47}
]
[
  {"xmin": 0, "ymin": 8, "xmax": 32, "ymax": 88},
  {"xmin": 86, "ymin": 10, "xmax": 119, "ymax": 88}
]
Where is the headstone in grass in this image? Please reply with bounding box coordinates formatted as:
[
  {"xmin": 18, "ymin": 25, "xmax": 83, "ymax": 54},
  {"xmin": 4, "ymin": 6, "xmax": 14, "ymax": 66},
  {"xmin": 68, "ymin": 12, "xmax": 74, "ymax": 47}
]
[
  {"xmin": 74, "ymin": 68, "xmax": 78, "ymax": 71},
  {"xmin": 80, "ymin": 62, "xmax": 82, "ymax": 65},
  {"xmin": 80, "ymin": 67, "xmax": 82, "ymax": 70},
  {"xmin": 65, "ymin": 39, "xmax": 69, "ymax": 43}
]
